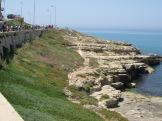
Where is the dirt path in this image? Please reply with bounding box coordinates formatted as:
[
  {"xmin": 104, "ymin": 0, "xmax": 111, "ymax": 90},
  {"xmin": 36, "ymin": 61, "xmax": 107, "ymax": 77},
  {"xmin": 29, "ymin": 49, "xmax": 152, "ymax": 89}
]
[
  {"xmin": 68, "ymin": 49, "xmax": 94, "ymax": 86},
  {"xmin": 0, "ymin": 93, "xmax": 24, "ymax": 121}
]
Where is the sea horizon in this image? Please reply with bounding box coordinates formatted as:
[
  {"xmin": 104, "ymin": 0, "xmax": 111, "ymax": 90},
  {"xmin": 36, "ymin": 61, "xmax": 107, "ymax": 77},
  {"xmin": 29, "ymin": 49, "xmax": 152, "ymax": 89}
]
[{"xmin": 76, "ymin": 28, "xmax": 162, "ymax": 35}]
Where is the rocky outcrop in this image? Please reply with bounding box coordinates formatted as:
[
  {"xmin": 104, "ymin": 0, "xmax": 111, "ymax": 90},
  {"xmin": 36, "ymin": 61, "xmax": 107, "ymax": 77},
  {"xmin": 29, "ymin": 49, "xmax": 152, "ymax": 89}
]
[
  {"xmin": 91, "ymin": 85, "xmax": 121, "ymax": 108},
  {"xmin": 63, "ymin": 29, "xmax": 161, "ymax": 109}
]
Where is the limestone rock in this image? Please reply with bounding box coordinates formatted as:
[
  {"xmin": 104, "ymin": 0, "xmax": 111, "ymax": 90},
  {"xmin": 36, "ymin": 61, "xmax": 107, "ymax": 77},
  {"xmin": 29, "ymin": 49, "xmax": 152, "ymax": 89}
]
[
  {"xmin": 126, "ymin": 83, "xmax": 136, "ymax": 88},
  {"xmin": 113, "ymin": 74, "xmax": 130, "ymax": 83},
  {"xmin": 64, "ymin": 87, "xmax": 72, "ymax": 97},
  {"xmin": 95, "ymin": 77, "xmax": 110, "ymax": 86},
  {"xmin": 145, "ymin": 66, "xmax": 155, "ymax": 74},
  {"xmin": 111, "ymin": 82, "xmax": 124, "ymax": 89},
  {"xmin": 65, "ymin": 29, "xmax": 161, "ymax": 110},
  {"xmin": 98, "ymin": 98, "xmax": 118, "ymax": 108},
  {"xmin": 91, "ymin": 85, "xmax": 121, "ymax": 100},
  {"xmin": 91, "ymin": 85, "xmax": 102, "ymax": 93}
]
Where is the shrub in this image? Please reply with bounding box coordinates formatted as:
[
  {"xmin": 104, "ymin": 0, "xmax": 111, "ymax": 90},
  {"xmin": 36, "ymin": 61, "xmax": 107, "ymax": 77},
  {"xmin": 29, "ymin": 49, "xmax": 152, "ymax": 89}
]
[
  {"xmin": 97, "ymin": 109, "xmax": 128, "ymax": 121},
  {"xmin": 83, "ymin": 82, "xmax": 94, "ymax": 93},
  {"xmin": 100, "ymin": 94, "xmax": 110, "ymax": 101},
  {"xmin": 80, "ymin": 97, "xmax": 98, "ymax": 106}
]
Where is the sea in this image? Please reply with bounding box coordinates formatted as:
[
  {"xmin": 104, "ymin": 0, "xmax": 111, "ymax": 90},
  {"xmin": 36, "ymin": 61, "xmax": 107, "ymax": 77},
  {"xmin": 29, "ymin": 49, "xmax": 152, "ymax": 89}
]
[{"xmin": 79, "ymin": 29, "xmax": 162, "ymax": 97}]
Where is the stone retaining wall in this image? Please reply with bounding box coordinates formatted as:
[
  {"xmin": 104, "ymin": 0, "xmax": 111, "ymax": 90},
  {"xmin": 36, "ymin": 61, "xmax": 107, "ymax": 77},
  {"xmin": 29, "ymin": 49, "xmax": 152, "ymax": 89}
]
[{"xmin": 0, "ymin": 30, "xmax": 44, "ymax": 62}]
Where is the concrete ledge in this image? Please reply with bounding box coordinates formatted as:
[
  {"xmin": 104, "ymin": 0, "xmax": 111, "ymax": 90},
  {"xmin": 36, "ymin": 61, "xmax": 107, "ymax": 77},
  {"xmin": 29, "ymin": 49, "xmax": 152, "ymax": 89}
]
[{"xmin": 0, "ymin": 93, "xmax": 24, "ymax": 121}]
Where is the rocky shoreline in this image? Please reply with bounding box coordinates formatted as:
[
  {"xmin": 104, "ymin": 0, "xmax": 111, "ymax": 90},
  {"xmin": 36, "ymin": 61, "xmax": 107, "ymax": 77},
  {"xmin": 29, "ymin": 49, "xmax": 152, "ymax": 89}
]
[
  {"xmin": 112, "ymin": 92, "xmax": 162, "ymax": 121},
  {"xmin": 62, "ymin": 29, "xmax": 162, "ymax": 120}
]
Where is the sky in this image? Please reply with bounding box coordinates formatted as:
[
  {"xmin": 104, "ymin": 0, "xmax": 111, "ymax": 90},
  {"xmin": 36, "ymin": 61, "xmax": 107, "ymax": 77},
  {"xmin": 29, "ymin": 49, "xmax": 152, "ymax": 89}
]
[{"xmin": 2, "ymin": 0, "xmax": 162, "ymax": 30}]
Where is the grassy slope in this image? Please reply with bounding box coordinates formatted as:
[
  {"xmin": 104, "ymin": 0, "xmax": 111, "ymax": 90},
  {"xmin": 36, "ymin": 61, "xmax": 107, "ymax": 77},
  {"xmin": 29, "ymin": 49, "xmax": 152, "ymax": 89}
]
[
  {"xmin": 0, "ymin": 29, "xmax": 128, "ymax": 121},
  {"xmin": 0, "ymin": 30, "xmax": 103, "ymax": 121}
]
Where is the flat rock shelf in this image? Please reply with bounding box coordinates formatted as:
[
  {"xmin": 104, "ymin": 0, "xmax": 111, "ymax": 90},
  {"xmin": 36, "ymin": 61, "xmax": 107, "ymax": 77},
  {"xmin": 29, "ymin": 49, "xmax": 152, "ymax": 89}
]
[{"xmin": 63, "ymin": 29, "xmax": 162, "ymax": 121}]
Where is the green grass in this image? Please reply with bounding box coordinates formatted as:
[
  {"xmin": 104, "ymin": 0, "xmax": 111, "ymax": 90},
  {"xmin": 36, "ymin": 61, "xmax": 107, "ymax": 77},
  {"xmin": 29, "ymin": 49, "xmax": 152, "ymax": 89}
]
[
  {"xmin": 0, "ymin": 30, "xmax": 102, "ymax": 121},
  {"xmin": 83, "ymin": 82, "xmax": 94, "ymax": 93},
  {"xmin": 80, "ymin": 97, "xmax": 98, "ymax": 106},
  {"xmin": 67, "ymin": 85, "xmax": 98, "ymax": 106},
  {"xmin": 97, "ymin": 109, "xmax": 128, "ymax": 121},
  {"xmin": 0, "ymin": 29, "xmax": 128, "ymax": 121},
  {"xmin": 99, "ymin": 95, "xmax": 110, "ymax": 101}
]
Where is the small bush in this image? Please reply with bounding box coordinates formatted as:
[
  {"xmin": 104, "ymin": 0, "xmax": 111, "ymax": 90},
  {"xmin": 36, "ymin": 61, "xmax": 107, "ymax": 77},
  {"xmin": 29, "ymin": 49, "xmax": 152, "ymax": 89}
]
[
  {"xmin": 100, "ymin": 94, "xmax": 110, "ymax": 101},
  {"xmin": 67, "ymin": 85, "xmax": 85, "ymax": 99},
  {"xmin": 97, "ymin": 109, "xmax": 128, "ymax": 121},
  {"xmin": 83, "ymin": 82, "xmax": 94, "ymax": 93},
  {"xmin": 80, "ymin": 97, "xmax": 98, "ymax": 106}
]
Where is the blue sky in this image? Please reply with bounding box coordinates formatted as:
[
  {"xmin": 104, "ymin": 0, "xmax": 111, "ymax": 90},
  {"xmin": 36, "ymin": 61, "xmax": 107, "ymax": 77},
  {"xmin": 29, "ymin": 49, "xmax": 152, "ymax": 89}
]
[{"xmin": 2, "ymin": 0, "xmax": 162, "ymax": 30}]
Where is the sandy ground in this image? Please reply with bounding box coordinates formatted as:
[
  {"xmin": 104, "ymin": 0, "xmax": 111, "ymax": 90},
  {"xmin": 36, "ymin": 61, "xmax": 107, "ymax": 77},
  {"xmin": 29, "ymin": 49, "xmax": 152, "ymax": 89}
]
[
  {"xmin": 0, "ymin": 93, "xmax": 24, "ymax": 121},
  {"xmin": 112, "ymin": 92, "xmax": 162, "ymax": 121}
]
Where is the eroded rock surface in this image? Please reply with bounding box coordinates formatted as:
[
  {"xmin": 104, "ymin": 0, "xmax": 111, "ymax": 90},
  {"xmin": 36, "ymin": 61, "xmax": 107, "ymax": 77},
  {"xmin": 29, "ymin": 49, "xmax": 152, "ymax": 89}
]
[
  {"xmin": 62, "ymin": 29, "xmax": 162, "ymax": 120},
  {"xmin": 112, "ymin": 92, "xmax": 162, "ymax": 121}
]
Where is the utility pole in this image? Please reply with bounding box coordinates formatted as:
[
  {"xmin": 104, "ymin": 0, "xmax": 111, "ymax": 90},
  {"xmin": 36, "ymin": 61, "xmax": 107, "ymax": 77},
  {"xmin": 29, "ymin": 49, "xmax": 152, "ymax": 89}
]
[
  {"xmin": 0, "ymin": 0, "xmax": 3, "ymax": 20},
  {"xmin": 50, "ymin": 5, "xmax": 57, "ymax": 26},
  {"xmin": 3, "ymin": 0, "xmax": 5, "ymax": 18},
  {"xmin": 33, "ymin": 0, "xmax": 36, "ymax": 25},
  {"xmin": 50, "ymin": 5, "xmax": 53, "ymax": 25},
  {"xmin": 20, "ymin": 1, "xmax": 23, "ymax": 17},
  {"xmin": 54, "ymin": 6, "xmax": 56, "ymax": 27},
  {"xmin": 20, "ymin": 1, "xmax": 24, "ymax": 26}
]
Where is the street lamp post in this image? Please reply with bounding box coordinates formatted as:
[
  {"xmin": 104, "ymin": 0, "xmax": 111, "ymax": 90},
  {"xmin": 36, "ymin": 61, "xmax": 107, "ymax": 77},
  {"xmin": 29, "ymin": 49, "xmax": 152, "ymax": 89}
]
[
  {"xmin": 3, "ymin": 0, "xmax": 5, "ymax": 19},
  {"xmin": 0, "ymin": 0, "xmax": 2, "ymax": 17},
  {"xmin": 20, "ymin": 1, "xmax": 24, "ymax": 26},
  {"xmin": 54, "ymin": 6, "xmax": 56, "ymax": 27},
  {"xmin": 20, "ymin": 1, "xmax": 23, "ymax": 17},
  {"xmin": 33, "ymin": 0, "xmax": 36, "ymax": 25},
  {"xmin": 50, "ymin": 5, "xmax": 56, "ymax": 27},
  {"xmin": 0, "ymin": 0, "xmax": 3, "ymax": 20},
  {"xmin": 50, "ymin": 5, "xmax": 53, "ymax": 25}
]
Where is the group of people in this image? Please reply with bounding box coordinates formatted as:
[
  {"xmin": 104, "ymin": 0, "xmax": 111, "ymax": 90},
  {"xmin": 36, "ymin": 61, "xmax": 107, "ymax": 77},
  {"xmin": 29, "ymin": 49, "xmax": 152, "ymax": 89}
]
[
  {"xmin": 0, "ymin": 25, "xmax": 21, "ymax": 32},
  {"xmin": 0, "ymin": 23, "xmax": 55, "ymax": 33}
]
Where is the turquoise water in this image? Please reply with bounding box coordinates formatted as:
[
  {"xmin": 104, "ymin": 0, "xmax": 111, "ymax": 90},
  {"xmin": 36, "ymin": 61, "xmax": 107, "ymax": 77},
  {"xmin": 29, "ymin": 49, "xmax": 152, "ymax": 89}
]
[{"xmin": 80, "ymin": 30, "xmax": 162, "ymax": 96}]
